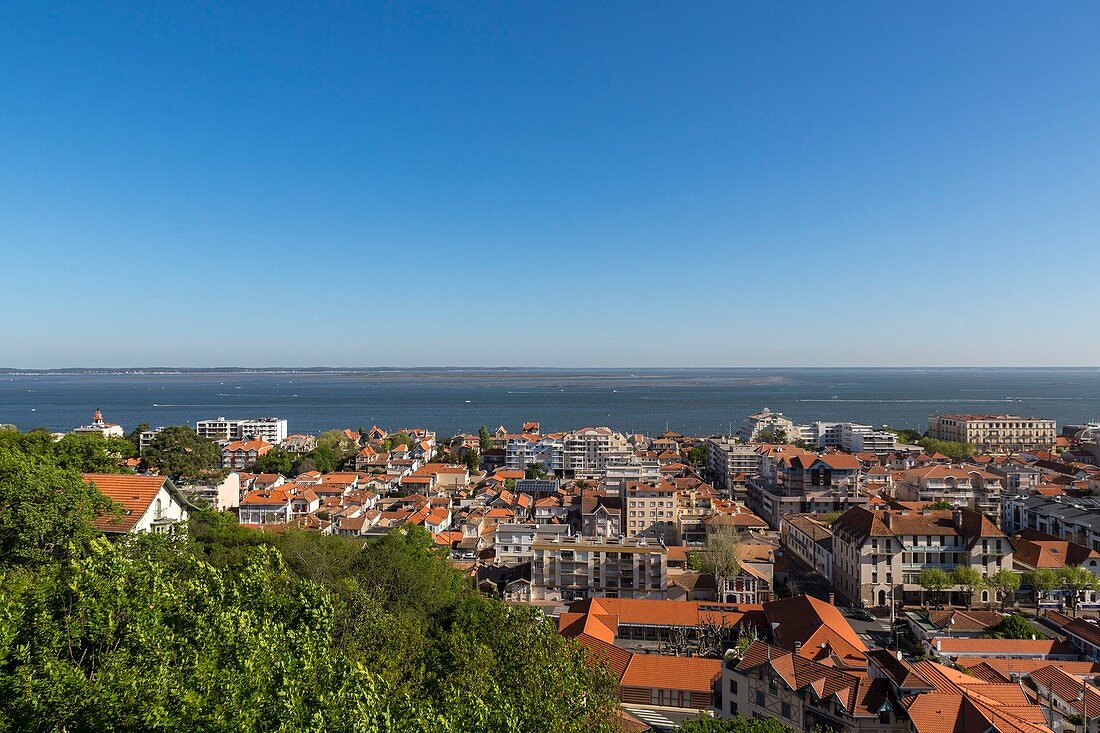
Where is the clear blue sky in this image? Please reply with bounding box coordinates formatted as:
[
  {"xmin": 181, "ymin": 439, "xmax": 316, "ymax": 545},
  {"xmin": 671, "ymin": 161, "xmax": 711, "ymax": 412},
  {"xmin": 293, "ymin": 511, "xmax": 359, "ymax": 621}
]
[{"xmin": 3, "ymin": 3, "xmax": 1099, "ymax": 368}]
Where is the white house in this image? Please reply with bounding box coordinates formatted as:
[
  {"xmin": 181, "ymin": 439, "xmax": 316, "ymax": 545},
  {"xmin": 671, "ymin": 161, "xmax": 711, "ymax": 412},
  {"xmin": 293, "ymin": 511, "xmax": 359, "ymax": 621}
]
[{"xmin": 85, "ymin": 473, "xmax": 192, "ymax": 535}]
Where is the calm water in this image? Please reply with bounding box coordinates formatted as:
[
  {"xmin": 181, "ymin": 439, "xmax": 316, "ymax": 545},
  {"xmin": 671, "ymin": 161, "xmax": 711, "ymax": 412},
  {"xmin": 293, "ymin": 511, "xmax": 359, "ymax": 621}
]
[{"xmin": 2, "ymin": 368, "xmax": 1100, "ymax": 437}]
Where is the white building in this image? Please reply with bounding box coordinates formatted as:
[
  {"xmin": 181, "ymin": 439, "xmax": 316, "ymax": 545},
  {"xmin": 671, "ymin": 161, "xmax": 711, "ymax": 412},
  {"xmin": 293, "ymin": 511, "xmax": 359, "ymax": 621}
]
[
  {"xmin": 743, "ymin": 408, "xmax": 798, "ymax": 443},
  {"xmin": 494, "ymin": 522, "xmax": 571, "ymax": 565},
  {"xmin": 562, "ymin": 427, "xmax": 632, "ymax": 478},
  {"xmin": 505, "ymin": 434, "xmax": 564, "ymax": 473},
  {"xmin": 73, "ymin": 409, "xmax": 125, "ymax": 439},
  {"xmin": 85, "ymin": 473, "xmax": 192, "ymax": 534},
  {"xmin": 195, "ymin": 416, "xmax": 288, "ymax": 444}
]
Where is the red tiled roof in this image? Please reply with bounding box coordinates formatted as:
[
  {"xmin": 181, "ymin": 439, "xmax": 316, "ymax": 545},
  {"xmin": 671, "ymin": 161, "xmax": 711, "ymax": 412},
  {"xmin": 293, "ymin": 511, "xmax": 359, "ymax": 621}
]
[{"xmin": 84, "ymin": 473, "xmax": 170, "ymax": 533}]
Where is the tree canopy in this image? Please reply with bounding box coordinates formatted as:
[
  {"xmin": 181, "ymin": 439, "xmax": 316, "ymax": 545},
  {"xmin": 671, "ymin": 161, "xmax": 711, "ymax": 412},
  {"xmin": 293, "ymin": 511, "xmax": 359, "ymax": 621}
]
[
  {"xmin": 0, "ymin": 434, "xmax": 620, "ymax": 731},
  {"xmin": 143, "ymin": 425, "xmax": 220, "ymax": 480}
]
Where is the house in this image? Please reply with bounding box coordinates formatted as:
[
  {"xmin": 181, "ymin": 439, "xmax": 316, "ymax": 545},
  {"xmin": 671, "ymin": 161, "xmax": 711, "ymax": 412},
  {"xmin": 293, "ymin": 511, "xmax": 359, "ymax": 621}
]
[
  {"xmin": 718, "ymin": 641, "xmax": 899, "ymax": 732},
  {"xmin": 1028, "ymin": 664, "xmax": 1100, "ymax": 733},
  {"xmin": 221, "ymin": 439, "xmax": 272, "ymax": 470},
  {"xmin": 560, "ymin": 599, "xmax": 725, "ymax": 711},
  {"xmin": 763, "ymin": 594, "xmax": 868, "ymax": 671},
  {"xmin": 84, "ymin": 473, "xmax": 192, "ymax": 535}
]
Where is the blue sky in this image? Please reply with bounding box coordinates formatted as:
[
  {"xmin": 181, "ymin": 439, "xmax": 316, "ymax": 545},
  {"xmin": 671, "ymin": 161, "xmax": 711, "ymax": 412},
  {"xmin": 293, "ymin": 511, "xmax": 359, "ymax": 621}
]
[{"xmin": 2, "ymin": 3, "xmax": 1099, "ymax": 367}]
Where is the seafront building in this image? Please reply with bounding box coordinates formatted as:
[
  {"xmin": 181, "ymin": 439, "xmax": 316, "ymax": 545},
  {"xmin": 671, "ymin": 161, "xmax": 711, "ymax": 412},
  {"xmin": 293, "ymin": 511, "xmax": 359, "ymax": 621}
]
[
  {"xmin": 927, "ymin": 413, "xmax": 1057, "ymax": 453},
  {"xmin": 196, "ymin": 416, "xmax": 288, "ymax": 444}
]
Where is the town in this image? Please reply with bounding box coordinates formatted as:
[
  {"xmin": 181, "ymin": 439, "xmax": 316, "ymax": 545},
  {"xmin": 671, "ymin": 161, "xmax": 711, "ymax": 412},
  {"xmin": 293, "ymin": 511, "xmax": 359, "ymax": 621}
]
[{"xmin": 62, "ymin": 406, "xmax": 1100, "ymax": 732}]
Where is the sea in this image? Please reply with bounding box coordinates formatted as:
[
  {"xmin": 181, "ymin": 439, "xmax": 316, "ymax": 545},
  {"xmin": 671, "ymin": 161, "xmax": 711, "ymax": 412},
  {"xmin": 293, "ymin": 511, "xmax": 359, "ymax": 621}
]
[{"xmin": 2, "ymin": 368, "xmax": 1100, "ymax": 438}]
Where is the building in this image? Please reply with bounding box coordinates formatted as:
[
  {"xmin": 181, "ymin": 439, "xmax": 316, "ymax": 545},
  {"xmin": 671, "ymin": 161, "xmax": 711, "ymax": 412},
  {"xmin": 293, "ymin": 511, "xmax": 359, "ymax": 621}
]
[
  {"xmin": 706, "ymin": 437, "xmax": 758, "ymax": 497},
  {"xmin": 743, "ymin": 408, "xmax": 798, "ymax": 443},
  {"xmin": 73, "ymin": 408, "xmax": 125, "ymax": 438},
  {"xmin": 927, "ymin": 413, "xmax": 1056, "ymax": 453},
  {"xmin": 581, "ymin": 494, "xmax": 623, "ymax": 539},
  {"xmin": 718, "ymin": 641, "xmax": 899, "ymax": 732},
  {"xmin": 623, "ymin": 481, "xmax": 679, "ymax": 544},
  {"xmin": 562, "ymin": 427, "xmax": 632, "ymax": 478},
  {"xmin": 603, "ymin": 459, "xmax": 662, "ymax": 492},
  {"xmin": 780, "ymin": 514, "xmax": 834, "ymax": 582},
  {"xmin": 560, "ymin": 599, "xmax": 724, "ymax": 713},
  {"xmin": 282, "ymin": 434, "xmax": 317, "ymax": 454},
  {"xmin": 195, "ymin": 416, "xmax": 287, "ymax": 444},
  {"xmin": 894, "ymin": 466, "xmax": 1005, "ymax": 517},
  {"xmin": 1002, "ymin": 495, "xmax": 1100, "ymax": 553},
  {"xmin": 177, "ymin": 471, "xmax": 241, "ymax": 510},
  {"xmin": 749, "ymin": 452, "xmax": 867, "ymax": 528},
  {"xmin": 831, "ymin": 506, "xmax": 1010, "ymax": 608},
  {"xmin": 504, "ymin": 434, "xmax": 564, "ymax": 474},
  {"xmin": 220, "ymin": 439, "xmax": 273, "ymax": 470},
  {"xmin": 840, "ymin": 424, "xmax": 898, "ymax": 454},
  {"xmin": 85, "ymin": 473, "xmax": 192, "ymax": 535},
  {"xmin": 493, "ymin": 522, "xmax": 570, "ymax": 565},
  {"xmin": 720, "ymin": 638, "xmax": 1057, "ymax": 733},
  {"xmin": 138, "ymin": 426, "xmax": 165, "ymax": 452},
  {"xmin": 531, "ymin": 535, "xmax": 667, "ymax": 601}
]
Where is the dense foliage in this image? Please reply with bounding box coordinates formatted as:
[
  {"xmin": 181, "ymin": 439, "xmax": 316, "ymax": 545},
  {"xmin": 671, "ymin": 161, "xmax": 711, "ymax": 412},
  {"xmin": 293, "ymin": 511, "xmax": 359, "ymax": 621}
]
[
  {"xmin": 984, "ymin": 614, "xmax": 1038, "ymax": 640},
  {"xmin": 680, "ymin": 715, "xmax": 797, "ymax": 733},
  {"xmin": 0, "ymin": 433, "xmax": 620, "ymax": 732}
]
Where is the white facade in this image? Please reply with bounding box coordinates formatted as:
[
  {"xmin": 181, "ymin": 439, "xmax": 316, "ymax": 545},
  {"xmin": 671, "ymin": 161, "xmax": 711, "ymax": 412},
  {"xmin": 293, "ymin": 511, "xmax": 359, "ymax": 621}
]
[{"xmin": 195, "ymin": 416, "xmax": 287, "ymax": 444}]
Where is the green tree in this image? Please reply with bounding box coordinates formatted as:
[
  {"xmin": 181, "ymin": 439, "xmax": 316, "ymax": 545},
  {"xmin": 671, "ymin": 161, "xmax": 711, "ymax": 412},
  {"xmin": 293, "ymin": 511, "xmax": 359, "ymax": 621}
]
[
  {"xmin": 984, "ymin": 614, "xmax": 1036, "ymax": 640},
  {"xmin": 887, "ymin": 428, "xmax": 924, "ymax": 445},
  {"xmin": 697, "ymin": 525, "xmax": 741, "ymax": 602},
  {"xmin": 688, "ymin": 444, "xmax": 708, "ymax": 467},
  {"xmin": 927, "ymin": 500, "xmax": 956, "ymax": 510},
  {"xmin": 0, "ymin": 449, "xmax": 116, "ymax": 566},
  {"xmin": 917, "ymin": 437, "xmax": 976, "ymax": 459},
  {"xmin": 143, "ymin": 425, "xmax": 220, "ymax": 480},
  {"xmin": 479, "ymin": 425, "xmax": 492, "ymax": 452},
  {"xmin": 952, "ymin": 566, "xmax": 984, "ymax": 609},
  {"xmin": 54, "ymin": 432, "xmax": 136, "ymax": 472},
  {"xmin": 1057, "ymin": 565, "xmax": 1098, "ymax": 617},
  {"xmin": 681, "ymin": 714, "xmax": 797, "ymax": 733},
  {"xmin": 464, "ymin": 448, "xmax": 480, "ymax": 474},
  {"xmin": 918, "ymin": 567, "xmax": 951, "ymax": 608},
  {"xmin": 525, "ymin": 461, "xmax": 549, "ymax": 479},
  {"xmin": 985, "ymin": 569, "xmax": 1021, "ymax": 611},
  {"xmin": 252, "ymin": 445, "xmax": 294, "ymax": 475},
  {"xmin": 1022, "ymin": 568, "xmax": 1060, "ymax": 609}
]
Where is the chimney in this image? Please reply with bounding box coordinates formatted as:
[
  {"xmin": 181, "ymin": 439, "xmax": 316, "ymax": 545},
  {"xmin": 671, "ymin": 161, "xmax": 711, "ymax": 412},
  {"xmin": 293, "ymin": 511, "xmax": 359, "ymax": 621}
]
[
  {"xmin": 794, "ymin": 641, "xmax": 802, "ymax": 654},
  {"xmin": 952, "ymin": 508, "xmax": 963, "ymax": 529},
  {"xmin": 828, "ymin": 593, "xmax": 835, "ymax": 605}
]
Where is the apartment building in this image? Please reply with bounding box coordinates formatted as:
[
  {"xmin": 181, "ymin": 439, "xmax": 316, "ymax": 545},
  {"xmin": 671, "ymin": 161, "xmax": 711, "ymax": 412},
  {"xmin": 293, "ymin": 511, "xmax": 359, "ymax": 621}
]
[
  {"xmin": 749, "ymin": 453, "xmax": 866, "ymax": 528},
  {"xmin": 494, "ymin": 522, "xmax": 570, "ymax": 565},
  {"xmin": 504, "ymin": 434, "xmax": 564, "ymax": 474},
  {"xmin": 623, "ymin": 481, "xmax": 679, "ymax": 544},
  {"xmin": 831, "ymin": 506, "xmax": 1010, "ymax": 608},
  {"xmin": 840, "ymin": 424, "xmax": 898, "ymax": 454},
  {"xmin": 927, "ymin": 413, "xmax": 1056, "ymax": 453},
  {"xmin": 780, "ymin": 514, "xmax": 834, "ymax": 582},
  {"xmin": 603, "ymin": 458, "xmax": 662, "ymax": 492},
  {"xmin": 706, "ymin": 437, "xmax": 758, "ymax": 498},
  {"xmin": 561, "ymin": 427, "xmax": 632, "ymax": 478},
  {"xmin": 893, "ymin": 466, "xmax": 1005, "ymax": 517},
  {"xmin": 196, "ymin": 416, "xmax": 288, "ymax": 444},
  {"xmin": 743, "ymin": 408, "xmax": 798, "ymax": 442},
  {"xmin": 138, "ymin": 426, "xmax": 164, "ymax": 452},
  {"xmin": 1002, "ymin": 495, "xmax": 1100, "ymax": 553},
  {"xmin": 531, "ymin": 535, "xmax": 667, "ymax": 601}
]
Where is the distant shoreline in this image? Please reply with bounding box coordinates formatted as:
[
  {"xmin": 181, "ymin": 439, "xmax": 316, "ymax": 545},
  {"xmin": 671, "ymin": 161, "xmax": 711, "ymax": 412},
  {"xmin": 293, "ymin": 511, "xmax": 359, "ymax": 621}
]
[{"xmin": 2, "ymin": 366, "xmax": 1097, "ymax": 376}]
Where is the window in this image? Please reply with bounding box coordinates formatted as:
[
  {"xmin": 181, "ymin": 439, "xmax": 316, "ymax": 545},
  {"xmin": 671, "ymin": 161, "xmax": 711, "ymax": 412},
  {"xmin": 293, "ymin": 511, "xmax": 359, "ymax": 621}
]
[
  {"xmin": 729, "ymin": 679, "xmax": 738, "ymax": 694},
  {"xmin": 880, "ymin": 711, "xmax": 890, "ymax": 724},
  {"xmin": 756, "ymin": 691, "xmax": 765, "ymax": 706},
  {"xmin": 730, "ymin": 701, "xmax": 739, "ymax": 715},
  {"xmin": 782, "ymin": 702, "xmax": 792, "ymax": 719}
]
